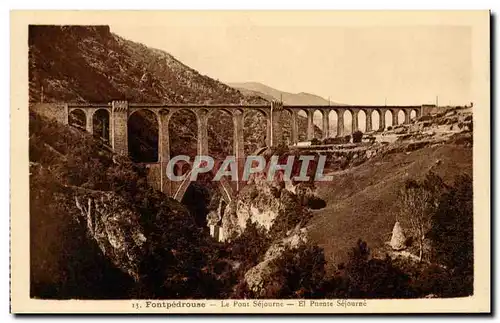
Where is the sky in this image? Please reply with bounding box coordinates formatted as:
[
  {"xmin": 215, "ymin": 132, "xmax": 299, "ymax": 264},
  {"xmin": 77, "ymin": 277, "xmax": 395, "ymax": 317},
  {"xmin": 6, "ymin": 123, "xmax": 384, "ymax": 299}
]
[{"xmin": 110, "ymin": 13, "xmax": 472, "ymax": 106}]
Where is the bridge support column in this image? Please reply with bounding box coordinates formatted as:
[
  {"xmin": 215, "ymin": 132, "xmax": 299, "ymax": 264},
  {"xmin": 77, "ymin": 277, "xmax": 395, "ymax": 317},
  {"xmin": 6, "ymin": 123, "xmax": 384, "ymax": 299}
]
[
  {"xmin": 306, "ymin": 110, "xmax": 314, "ymax": 140},
  {"xmin": 352, "ymin": 110, "xmax": 359, "ymax": 133},
  {"xmin": 266, "ymin": 117, "xmax": 272, "ymax": 147},
  {"xmin": 291, "ymin": 110, "xmax": 298, "ymax": 145},
  {"xmin": 85, "ymin": 110, "xmax": 94, "ymax": 134},
  {"xmin": 322, "ymin": 110, "xmax": 329, "ymax": 139},
  {"xmin": 366, "ymin": 110, "xmax": 372, "ymax": 132},
  {"xmin": 111, "ymin": 100, "xmax": 129, "ymax": 156},
  {"xmin": 159, "ymin": 110, "xmax": 171, "ymax": 195},
  {"xmin": 233, "ymin": 110, "xmax": 245, "ymax": 192},
  {"xmin": 380, "ymin": 109, "xmax": 386, "ymax": 130},
  {"xmin": 404, "ymin": 110, "xmax": 411, "ymax": 124},
  {"xmin": 337, "ymin": 109, "xmax": 344, "ymax": 137},
  {"xmin": 197, "ymin": 110, "xmax": 209, "ymax": 156},
  {"xmin": 392, "ymin": 110, "xmax": 398, "ymax": 126},
  {"xmin": 270, "ymin": 101, "xmax": 283, "ymax": 146}
]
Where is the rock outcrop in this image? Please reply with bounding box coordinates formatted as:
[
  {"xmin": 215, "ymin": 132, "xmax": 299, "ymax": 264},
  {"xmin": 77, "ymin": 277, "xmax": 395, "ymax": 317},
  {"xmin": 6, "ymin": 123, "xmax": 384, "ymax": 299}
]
[
  {"xmin": 244, "ymin": 225, "xmax": 308, "ymax": 296},
  {"xmin": 74, "ymin": 191, "xmax": 147, "ymax": 282},
  {"xmin": 390, "ymin": 221, "xmax": 407, "ymax": 251}
]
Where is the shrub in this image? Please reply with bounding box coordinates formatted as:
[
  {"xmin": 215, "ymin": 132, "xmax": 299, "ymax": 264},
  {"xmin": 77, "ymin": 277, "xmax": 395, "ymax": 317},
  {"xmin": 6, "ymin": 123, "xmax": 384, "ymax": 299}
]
[
  {"xmin": 310, "ymin": 138, "xmax": 321, "ymax": 146},
  {"xmin": 352, "ymin": 130, "xmax": 363, "ymax": 143}
]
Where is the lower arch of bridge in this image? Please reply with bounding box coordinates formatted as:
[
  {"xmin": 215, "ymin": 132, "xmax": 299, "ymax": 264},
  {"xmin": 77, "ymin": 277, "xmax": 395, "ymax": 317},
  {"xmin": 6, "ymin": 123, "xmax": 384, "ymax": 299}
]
[
  {"xmin": 371, "ymin": 110, "xmax": 381, "ymax": 131},
  {"xmin": 243, "ymin": 109, "xmax": 268, "ymax": 155},
  {"xmin": 207, "ymin": 109, "xmax": 233, "ymax": 160},
  {"xmin": 384, "ymin": 110, "xmax": 394, "ymax": 129},
  {"xmin": 169, "ymin": 109, "xmax": 198, "ymax": 158},
  {"xmin": 297, "ymin": 109, "xmax": 308, "ymax": 142},
  {"xmin": 410, "ymin": 109, "xmax": 418, "ymax": 120},
  {"xmin": 328, "ymin": 110, "xmax": 338, "ymax": 137},
  {"xmin": 397, "ymin": 110, "xmax": 406, "ymax": 125},
  {"xmin": 343, "ymin": 110, "xmax": 353, "ymax": 135},
  {"xmin": 127, "ymin": 110, "xmax": 158, "ymax": 163},
  {"xmin": 281, "ymin": 109, "xmax": 292, "ymax": 145},
  {"xmin": 312, "ymin": 109, "xmax": 323, "ymax": 139},
  {"xmin": 69, "ymin": 108, "xmax": 86, "ymax": 130},
  {"xmin": 92, "ymin": 108, "xmax": 110, "ymax": 142},
  {"xmin": 357, "ymin": 110, "xmax": 367, "ymax": 132}
]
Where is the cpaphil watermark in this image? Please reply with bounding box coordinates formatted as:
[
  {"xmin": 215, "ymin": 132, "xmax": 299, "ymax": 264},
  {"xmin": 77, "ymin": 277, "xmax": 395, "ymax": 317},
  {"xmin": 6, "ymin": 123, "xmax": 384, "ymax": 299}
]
[{"xmin": 165, "ymin": 155, "xmax": 333, "ymax": 182}]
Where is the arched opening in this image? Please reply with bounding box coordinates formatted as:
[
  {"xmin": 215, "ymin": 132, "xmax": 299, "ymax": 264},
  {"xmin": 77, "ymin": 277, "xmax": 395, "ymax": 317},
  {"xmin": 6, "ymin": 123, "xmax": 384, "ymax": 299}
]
[
  {"xmin": 281, "ymin": 110, "xmax": 293, "ymax": 146},
  {"xmin": 357, "ymin": 110, "xmax": 367, "ymax": 133},
  {"xmin": 92, "ymin": 109, "xmax": 110, "ymax": 142},
  {"xmin": 385, "ymin": 110, "xmax": 393, "ymax": 129},
  {"xmin": 181, "ymin": 182, "xmax": 213, "ymax": 229},
  {"xmin": 410, "ymin": 109, "xmax": 418, "ymax": 120},
  {"xmin": 297, "ymin": 110, "xmax": 308, "ymax": 142},
  {"xmin": 208, "ymin": 109, "xmax": 233, "ymax": 161},
  {"xmin": 128, "ymin": 110, "xmax": 158, "ymax": 163},
  {"xmin": 343, "ymin": 110, "xmax": 353, "ymax": 135},
  {"xmin": 371, "ymin": 110, "xmax": 380, "ymax": 131},
  {"xmin": 169, "ymin": 109, "xmax": 198, "ymax": 159},
  {"xmin": 328, "ymin": 110, "xmax": 338, "ymax": 137},
  {"xmin": 243, "ymin": 110, "xmax": 267, "ymax": 155},
  {"xmin": 397, "ymin": 110, "xmax": 406, "ymax": 125},
  {"xmin": 313, "ymin": 110, "xmax": 323, "ymax": 139},
  {"xmin": 69, "ymin": 109, "xmax": 86, "ymax": 130}
]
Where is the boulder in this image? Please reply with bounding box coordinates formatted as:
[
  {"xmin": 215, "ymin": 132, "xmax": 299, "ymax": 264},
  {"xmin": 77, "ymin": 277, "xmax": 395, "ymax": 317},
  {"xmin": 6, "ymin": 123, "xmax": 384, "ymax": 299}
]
[{"xmin": 390, "ymin": 221, "xmax": 406, "ymax": 251}]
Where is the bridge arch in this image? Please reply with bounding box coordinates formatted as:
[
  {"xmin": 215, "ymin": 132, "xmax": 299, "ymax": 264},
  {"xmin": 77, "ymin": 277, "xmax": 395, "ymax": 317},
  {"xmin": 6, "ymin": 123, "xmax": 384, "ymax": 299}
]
[
  {"xmin": 312, "ymin": 109, "xmax": 324, "ymax": 139},
  {"xmin": 281, "ymin": 109, "xmax": 293, "ymax": 146},
  {"xmin": 92, "ymin": 108, "xmax": 110, "ymax": 142},
  {"xmin": 169, "ymin": 109, "xmax": 199, "ymax": 158},
  {"xmin": 68, "ymin": 108, "xmax": 87, "ymax": 130},
  {"xmin": 384, "ymin": 110, "xmax": 394, "ymax": 129},
  {"xmin": 371, "ymin": 110, "xmax": 381, "ymax": 131},
  {"xmin": 397, "ymin": 110, "xmax": 406, "ymax": 125},
  {"xmin": 410, "ymin": 109, "xmax": 418, "ymax": 121},
  {"xmin": 297, "ymin": 109, "xmax": 308, "ymax": 142},
  {"xmin": 343, "ymin": 110, "xmax": 353, "ymax": 135},
  {"xmin": 128, "ymin": 109, "xmax": 159, "ymax": 163},
  {"xmin": 328, "ymin": 110, "xmax": 338, "ymax": 137},
  {"xmin": 357, "ymin": 109, "xmax": 367, "ymax": 132},
  {"xmin": 243, "ymin": 109, "xmax": 268, "ymax": 154},
  {"xmin": 207, "ymin": 109, "xmax": 233, "ymax": 159}
]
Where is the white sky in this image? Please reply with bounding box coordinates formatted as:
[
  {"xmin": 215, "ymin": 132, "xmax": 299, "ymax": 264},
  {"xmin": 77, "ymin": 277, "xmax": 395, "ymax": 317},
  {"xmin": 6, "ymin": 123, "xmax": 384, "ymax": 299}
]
[{"xmin": 110, "ymin": 14, "xmax": 472, "ymax": 106}]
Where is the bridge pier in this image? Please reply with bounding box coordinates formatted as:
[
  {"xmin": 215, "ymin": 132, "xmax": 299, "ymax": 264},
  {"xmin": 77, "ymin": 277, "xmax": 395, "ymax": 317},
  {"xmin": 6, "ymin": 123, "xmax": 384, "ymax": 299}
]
[
  {"xmin": 380, "ymin": 109, "xmax": 386, "ymax": 130},
  {"xmin": 270, "ymin": 101, "xmax": 283, "ymax": 146},
  {"xmin": 306, "ymin": 110, "xmax": 314, "ymax": 140},
  {"xmin": 322, "ymin": 109, "xmax": 329, "ymax": 139},
  {"xmin": 366, "ymin": 110, "xmax": 372, "ymax": 132},
  {"xmin": 392, "ymin": 109, "xmax": 398, "ymax": 126},
  {"xmin": 197, "ymin": 110, "xmax": 209, "ymax": 156},
  {"xmin": 85, "ymin": 110, "xmax": 94, "ymax": 134},
  {"xmin": 352, "ymin": 110, "xmax": 359, "ymax": 133},
  {"xmin": 159, "ymin": 110, "xmax": 171, "ymax": 195},
  {"xmin": 111, "ymin": 100, "xmax": 129, "ymax": 156},
  {"xmin": 233, "ymin": 110, "xmax": 245, "ymax": 191},
  {"xmin": 291, "ymin": 110, "xmax": 298, "ymax": 145},
  {"xmin": 337, "ymin": 109, "xmax": 344, "ymax": 137},
  {"xmin": 404, "ymin": 110, "xmax": 411, "ymax": 124}
]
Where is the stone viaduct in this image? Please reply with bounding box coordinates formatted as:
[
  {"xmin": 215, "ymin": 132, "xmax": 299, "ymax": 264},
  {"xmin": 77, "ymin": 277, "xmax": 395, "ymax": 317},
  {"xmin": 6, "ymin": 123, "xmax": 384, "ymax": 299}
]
[{"xmin": 33, "ymin": 101, "xmax": 429, "ymax": 202}]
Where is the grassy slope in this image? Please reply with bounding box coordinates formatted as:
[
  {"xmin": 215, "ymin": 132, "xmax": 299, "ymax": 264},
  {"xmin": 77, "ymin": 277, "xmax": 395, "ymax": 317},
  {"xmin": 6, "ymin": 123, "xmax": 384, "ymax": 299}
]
[{"xmin": 308, "ymin": 143, "xmax": 472, "ymax": 268}]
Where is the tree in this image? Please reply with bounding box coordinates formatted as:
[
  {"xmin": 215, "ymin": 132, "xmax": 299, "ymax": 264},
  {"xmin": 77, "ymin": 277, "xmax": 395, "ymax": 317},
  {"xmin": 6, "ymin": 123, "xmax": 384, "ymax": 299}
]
[
  {"xmin": 398, "ymin": 177, "xmax": 440, "ymax": 262},
  {"xmin": 352, "ymin": 130, "xmax": 363, "ymax": 143}
]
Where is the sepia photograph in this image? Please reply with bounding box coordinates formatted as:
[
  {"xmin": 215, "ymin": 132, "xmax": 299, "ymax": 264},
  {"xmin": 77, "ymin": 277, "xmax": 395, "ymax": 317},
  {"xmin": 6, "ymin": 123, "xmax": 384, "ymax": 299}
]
[{"xmin": 10, "ymin": 10, "xmax": 491, "ymax": 314}]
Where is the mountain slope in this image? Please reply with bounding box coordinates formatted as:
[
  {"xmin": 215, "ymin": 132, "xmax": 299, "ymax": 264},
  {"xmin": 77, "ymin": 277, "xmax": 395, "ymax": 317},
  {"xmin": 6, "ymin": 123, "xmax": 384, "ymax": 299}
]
[
  {"xmin": 29, "ymin": 25, "xmax": 265, "ymax": 104},
  {"xmin": 29, "ymin": 25, "xmax": 272, "ymax": 162},
  {"xmin": 229, "ymin": 81, "xmax": 342, "ymax": 105}
]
